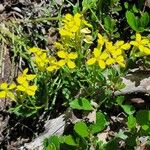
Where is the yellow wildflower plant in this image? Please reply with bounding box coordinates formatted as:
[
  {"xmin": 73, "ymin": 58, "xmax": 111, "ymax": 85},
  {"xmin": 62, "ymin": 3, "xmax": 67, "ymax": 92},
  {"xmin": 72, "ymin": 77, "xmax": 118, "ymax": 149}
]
[
  {"xmin": 18, "ymin": 68, "xmax": 36, "ymax": 81},
  {"xmin": 16, "ymin": 69, "xmax": 37, "ymax": 96},
  {"xmin": 130, "ymin": 33, "xmax": 150, "ymax": 55},
  {"xmin": 105, "ymin": 42, "xmax": 126, "ymax": 67},
  {"xmin": 97, "ymin": 33, "xmax": 108, "ymax": 48},
  {"xmin": 59, "ymin": 13, "xmax": 92, "ymax": 38},
  {"xmin": 87, "ymin": 48, "xmax": 108, "ymax": 69},
  {"xmin": 17, "ymin": 81, "xmax": 37, "ymax": 96},
  {"xmin": 0, "ymin": 82, "xmax": 16, "ymax": 100},
  {"xmin": 57, "ymin": 51, "xmax": 78, "ymax": 69},
  {"xmin": 59, "ymin": 13, "xmax": 81, "ymax": 37},
  {"xmin": 47, "ymin": 57, "xmax": 60, "ymax": 72},
  {"xmin": 114, "ymin": 40, "xmax": 131, "ymax": 51}
]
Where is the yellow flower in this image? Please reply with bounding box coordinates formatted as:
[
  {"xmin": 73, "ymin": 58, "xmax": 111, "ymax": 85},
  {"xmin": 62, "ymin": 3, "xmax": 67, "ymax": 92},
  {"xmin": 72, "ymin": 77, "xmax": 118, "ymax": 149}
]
[
  {"xmin": 57, "ymin": 51, "xmax": 78, "ymax": 69},
  {"xmin": 87, "ymin": 48, "xmax": 108, "ymax": 69},
  {"xmin": 0, "ymin": 82, "xmax": 16, "ymax": 100},
  {"xmin": 20, "ymin": 68, "xmax": 36, "ymax": 81},
  {"xmin": 59, "ymin": 13, "xmax": 91, "ymax": 38},
  {"xmin": 105, "ymin": 41, "xmax": 116, "ymax": 53},
  {"xmin": 47, "ymin": 57, "xmax": 60, "ymax": 72},
  {"xmin": 97, "ymin": 34, "xmax": 108, "ymax": 47},
  {"xmin": 59, "ymin": 13, "xmax": 82, "ymax": 37},
  {"xmin": 114, "ymin": 40, "xmax": 131, "ymax": 51},
  {"xmin": 17, "ymin": 81, "xmax": 37, "ymax": 96},
  {"xmin": 130, "ymin": 33, "xmax": 149, "ymax": 55}
]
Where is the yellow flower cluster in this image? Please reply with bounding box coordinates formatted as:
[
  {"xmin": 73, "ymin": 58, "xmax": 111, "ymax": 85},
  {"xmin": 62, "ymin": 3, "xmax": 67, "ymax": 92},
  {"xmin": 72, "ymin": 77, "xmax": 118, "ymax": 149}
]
[
  {"xmin": 87, "ymin": 33, "xmax": 131, "ymax": 69},
  {"xmin": 0, "ymin": 83, "xmax": 16, "ymax": 100},
  {"xmin": 130, "ymin": 33, "xmax": 150, "ymax": 55},
  {"xmin": 16, "ymin": 68, "xmax": 37, "ymax": 96},
  {"xmin": 0, "ymin": 68, "xmax": 37, "ymax": 100},
  {"xmin": 59, "ymin": 13, "xmax": 92, "ymax": 40},
  {"xmin": 29, "ymin": 47, "xmax": 78, "ymax": 71}
]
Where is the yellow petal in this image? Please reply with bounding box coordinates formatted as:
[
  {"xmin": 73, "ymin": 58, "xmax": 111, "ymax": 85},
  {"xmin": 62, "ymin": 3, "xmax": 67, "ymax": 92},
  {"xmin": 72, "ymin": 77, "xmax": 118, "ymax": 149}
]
[
  {"xmin": 116, "ymin": 56, "xmax": 125, "ymax": 65},
  {"xmin": 28, "ymin": 47, "xmax": 39, "ymax": 53},
  {"xmin": 54, "ymin": 42, "xmax": 64, "ymax": 49},
  {"xmin": 98, "ymin": 60, "xmax": 106, "ymax": 69},
  {"xmin": 130, "ymin": 41, "xmax": 138, "ymax": 46},
  {"xmin": 57, "ymin": 51, "xmax": 67, "ymax": 58},
  {"xmin": 139, "ymin": 46, "xmax": 150, "ymax": 55},
  {"xmin": 17, "ymin": 76, "xmax": 26, "ymax": 84},
  {"xmin": 115, "ymin": 41, "xmax": 124, "ymax": 47},
  {"xmin": 93, "ymin": 48, "xmax": 100, "ymax": 57},
  {"xmin": 67, "ymin": 61, "xmax": 76, "ymax": 68},
  {"xmin": 17, "ymin": 85, "xmax": 26, "ymax": 91},
  {"xmin": 99, "ymin": 52, "xmax": 108, "ymax": 60},
  {"xmin": 106, "ymin": 58, "xmax": 115, "ymax": 65},
  {"xmin": 68, "ymin": 53, "xmax": 78, "ymax": 59},
  {"xmin": 26, "ymin": 75, "xmax": 36, "ymax": 81},
  {"xmin": 49, "ymin": 57, "xmax": 57, "ymax": 64},
  {"xmin": 9, "ymin": 83, "xmax": 16, "ymax": 90},
  {"xmin": 57, "ymin": 60, "xmax": 66, "ymax": 67},
  {"xmin": 23, "ymin": 68, "xmax": 28, "ymax": 75},
  {"xmin": 47, "ymin": 66, "xmax": 57, "ymax": 72},
  {"xmin": 65, "ymin": 14, "xmax": 73, "ymax": 21},
  {"xmin": 0, "ymin": 83, "xmax": 8, "ymax": 89},
  {"xmin": 0, "ymin": 91, "xmax": 6, "ymax": 98},
  {"xmin": 141, "ymin": 39, "xmax": 149, "ymax": 45},
  {"xmin": 121, "ymin": 43, "xmax": 131, "ymax": 50},
  {"xmin": 27, "ymin": 86, "xmax": 37, "ymax": 96},
  {"xmin": 136, "ymin": 33, "xmax": 141, "ymax": 42},
  {"xmin": 87, "ymin": 58, "xmax": 96, "ymax": 65}
]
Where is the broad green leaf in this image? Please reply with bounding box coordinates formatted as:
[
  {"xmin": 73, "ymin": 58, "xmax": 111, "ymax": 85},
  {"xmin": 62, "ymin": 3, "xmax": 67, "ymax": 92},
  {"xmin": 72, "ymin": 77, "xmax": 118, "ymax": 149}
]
[
  {"xmin": 74, "ymin": 122, "xmax": 89, "ymax": 137},
  {"xmin": 70, "ymin": 98, "xmax": 93, "ymax": 110},
  {"xmin": 140, "ymin": 12, "xmax": 149, "ymax": 27},
  {"xmin": 121, "ymin": 105, "xmax": 135, "ymax": 115},
  {"xmin": 136, "ymin": 110, "xmax": 150, "ymax": 127},
  {"xmin": 64, "ymin": 135, "xmax": 77, "ymax": 146},
  {"xmin": 126, "ymin": 11, "xmax": 139, "ymax": 31},
  {"xmin": 127, "ymin": 115, "xmax": 136, "ymax": 130},
  {"xmin": 104, "ymin": 16, "xmax": 116, "ymax": 32},
  {"xmin": 90, "ymin": 112, "xmax": 107, "ymax": 134},
  {"xmin": 116, "ymin": 96, "xmax": 124, "ymax": 105}
]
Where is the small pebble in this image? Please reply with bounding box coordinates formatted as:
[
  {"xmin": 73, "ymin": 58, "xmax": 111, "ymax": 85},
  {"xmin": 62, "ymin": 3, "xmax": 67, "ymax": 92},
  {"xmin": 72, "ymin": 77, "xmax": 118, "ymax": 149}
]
[{"xmin": 0, "ymin": 4, "xmax": 4, "ymax": 13}]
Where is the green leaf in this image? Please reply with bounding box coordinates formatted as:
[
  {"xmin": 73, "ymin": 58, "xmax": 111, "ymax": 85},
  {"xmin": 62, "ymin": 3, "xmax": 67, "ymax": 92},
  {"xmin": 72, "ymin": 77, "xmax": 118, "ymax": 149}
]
[
  {"xmin": 64, "ymin": 135, "xmax": 77, "ymax": 146},
  {"xmin": 132, "ymin": 4, "xmax": 139, "ymax": 13},
  {"xmin": 70, "ymin": 98, "xmax": 93, "ymax": 110},
  {"xmin": 136, "ymin": 110, "xmax": 150, "ymax": 130},
  {"xmin": 121, "ymin": 104, "xmax": 135, "ymax": 115},
  {"xmin": 43, "ymin": 136, "xmax": 60, "ymax": 150},
  {"xmin": 104, "ymin": 16, "xmax": 116, "ymax": 32},
  {"xmin": 127, "ymin": 115, "xmax": 136, "ymax": 130},
  {"xmin": 140, "ymin": 12, "xmax": 149, "ymax": 27},
  {"xmin": 90, "ymin": 112, "xmax": 107, "ymax": 134},
  {"xmin": 74, "ymin": 122, "xmax": 89, "ymax": 137},
  {"xmin": 82, "ymin": 0, "xmax": 98, "ymax": 11},
  {"xmin": 126, "ymin": 11, "xmax": 139, "ymax": 31},
  {"xmin": 116, "ymin": 96, "xmax": 124, "ymax": 106}
]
